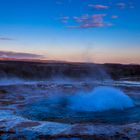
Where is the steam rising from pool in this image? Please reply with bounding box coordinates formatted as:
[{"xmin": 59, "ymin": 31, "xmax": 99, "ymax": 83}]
[{"xmin": 68, "ymin": 86, "xmax": 134, "ymax": 112}]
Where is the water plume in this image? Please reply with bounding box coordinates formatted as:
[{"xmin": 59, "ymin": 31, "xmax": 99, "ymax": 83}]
[{"xmin": 68, "ymin": 86, "xmax": 134, "ymax": 112}]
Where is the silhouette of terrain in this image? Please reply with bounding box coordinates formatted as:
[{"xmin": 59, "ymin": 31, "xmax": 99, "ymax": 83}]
[{"xmin": 0, "ymin": 60, "xmax": 140, "ymax": 80}]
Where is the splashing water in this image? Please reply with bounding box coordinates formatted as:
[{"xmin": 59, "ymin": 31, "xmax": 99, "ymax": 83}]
[
  {"xmin": 19, "ymin": 86, "xmax": 135, "ymax": 123},
  {"xmin": 17, "ymin": 86, "xmax": 139, "ymax": 124},
  {"xmin": 68, "ymin": 86, "xmax": 134, "ymax": 112}
]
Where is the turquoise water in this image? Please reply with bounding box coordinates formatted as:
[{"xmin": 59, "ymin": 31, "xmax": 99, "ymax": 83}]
[{"xmin": 18, "ymin": 96, "xmax": 140, "ymax": 125}]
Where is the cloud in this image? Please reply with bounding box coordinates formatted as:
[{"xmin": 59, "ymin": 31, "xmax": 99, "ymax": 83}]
[
  {"xmin": 73, "ymin": 14, "xmax": 89, "ymax": 23},
  {"xmin": 116, "ymin": 3, "xmax": 126, "ymax": 9},
  {"xmin": 0, "ymin": 37, "xmax": 14, "ymax": 41},
  {"xmin": 67, "ymin": 23, "xmax": 112, "ymax": 29},
  {"xmin": 58, "ymin": 1, "xmax": 132, "ymax": 29},
  {"xmin": 88, "ymin": 4, "xmax": 109, "ymax": 9},
  {"xmin": 67, "ymin": 14, "xmax": 112, "ymax": 29},
  {"xmin": 67, "ymin": 24, "xmax": 105, "ymax": 29},
  {"xmin": 0, "ymin": 51, "xmax": 45, "ymax": 59}
]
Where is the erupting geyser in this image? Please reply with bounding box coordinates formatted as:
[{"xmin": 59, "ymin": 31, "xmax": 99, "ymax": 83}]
[
  {"xmin": 19, "ymin": 86, "xmax": 135, "ymax": 124},
  {"xmin": 69, "ymin": 86, "xmax": 134, "ymax": 112}
]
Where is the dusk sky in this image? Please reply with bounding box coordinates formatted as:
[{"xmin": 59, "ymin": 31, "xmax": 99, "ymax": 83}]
[{"xmin": 0, "ymin": 0, "xmax": 140, "ymax": 64}]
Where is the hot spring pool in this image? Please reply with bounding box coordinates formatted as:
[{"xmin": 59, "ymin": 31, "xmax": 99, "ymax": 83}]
[{"xmin": 17, "ymin": 86, "xmax": 140, "ymax": 125}]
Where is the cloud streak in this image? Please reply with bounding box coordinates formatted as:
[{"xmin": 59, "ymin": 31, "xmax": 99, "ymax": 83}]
[
  {"xmin": 88, "ymin": 4, "xmax": 109, "ymax": 10},
  {"xmin": 0, "ymin": 51, "xmax": 45, "ymax": 59}
]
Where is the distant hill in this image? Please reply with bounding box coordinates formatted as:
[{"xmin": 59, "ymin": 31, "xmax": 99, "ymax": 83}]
[{"xmin": 0, "ymin": 60, "xmax": 139, "ymax": 80}]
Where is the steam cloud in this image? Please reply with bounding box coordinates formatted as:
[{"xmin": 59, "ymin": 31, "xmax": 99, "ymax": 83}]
[{"xmin": 68, "ymin": 86, "xmax": 134, "ymax": 112}]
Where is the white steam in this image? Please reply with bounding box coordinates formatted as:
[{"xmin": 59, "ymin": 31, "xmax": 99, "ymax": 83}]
[{"xmin": 68, "ymin": 86, "xmax": 134, "ymax": 112}]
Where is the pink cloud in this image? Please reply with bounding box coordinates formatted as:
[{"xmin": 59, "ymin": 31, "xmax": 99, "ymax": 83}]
[
  {"xmin": 67, "ymin": 14, "xmax": 112, "ymax": 29},
  {"xmin": 67, "ymin": 23, "xmax": 112, "ymax": 29},
  {"xmin": 92, "ymin": 14, "xmax": 107, "ymax": 22},
  {"xmin": 73, "ymin": 14, "xmax": 106, "ymax": 24},
  {"xmin": 88, "ymin": 4, "xmax": 109, "ymax": 9},
  {"xmin": 92, "ymin": 14, "xmax": 107, "ymax": 18}
]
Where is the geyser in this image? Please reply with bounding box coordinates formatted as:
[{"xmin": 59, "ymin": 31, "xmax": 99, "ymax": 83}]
[
  {"xmin": 18, "ymin": 86, "xmax": 135, "ymax": 124},
  {"xmin": 69, "ymin": 86, "xmax": 134, "ymax": 112}
]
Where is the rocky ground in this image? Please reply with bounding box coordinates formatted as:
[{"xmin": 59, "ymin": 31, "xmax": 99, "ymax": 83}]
[
  {"xmin": 0, "ymin": 60, "xmax": 140, "ymax": 139},
  {"xmin": 0, "ymin": 80, "xmax": 140, "ymax": 140}
]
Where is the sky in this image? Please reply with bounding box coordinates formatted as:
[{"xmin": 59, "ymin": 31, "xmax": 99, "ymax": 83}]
[{"xmin": 0, "ymin": 0, "xmax": 140, "ymax": 64}]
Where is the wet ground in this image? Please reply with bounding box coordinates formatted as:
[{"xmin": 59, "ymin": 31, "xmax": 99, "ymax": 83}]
[{"xmin": 0, "ymin": 79, "xmax": 140, "ymax": 139}]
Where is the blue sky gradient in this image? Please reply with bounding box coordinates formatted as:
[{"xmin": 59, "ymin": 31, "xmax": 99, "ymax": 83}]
[{"xmin": 0, "ymin": 0, "xmax": 140, "ymax": 63}]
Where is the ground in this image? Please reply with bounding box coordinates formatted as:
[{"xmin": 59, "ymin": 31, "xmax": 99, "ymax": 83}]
[{"xmin": 0, "ymin": 79, "xmax": 140, "ymax": 139}]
